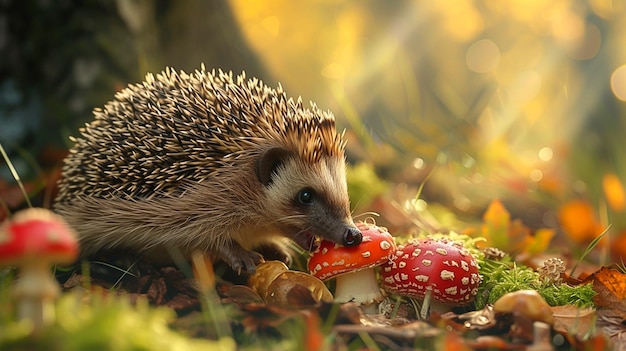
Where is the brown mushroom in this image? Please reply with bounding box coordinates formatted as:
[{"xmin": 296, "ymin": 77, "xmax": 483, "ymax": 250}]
[
  {"xmin": 248, "ymin": 260, "xmax": 332, "ymax": 308},
  {"xmin": 493, "ymin": 290, "xmax": 555, "ymax": 342}
]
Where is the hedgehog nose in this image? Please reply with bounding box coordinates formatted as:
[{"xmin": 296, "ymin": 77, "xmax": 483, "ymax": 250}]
[{"xmin": 342, "ymin": 226, "xmax": 362, "ymax": 247}]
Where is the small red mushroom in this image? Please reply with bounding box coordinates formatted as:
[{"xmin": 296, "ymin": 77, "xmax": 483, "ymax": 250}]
[
  {"xmin": 381, "ymin": 238, "xmax": 481, "ymax": 319},
  {"xmin": 308, "ymin": 221, "xmax": 396, "ymax": 313},
  {"xmin": 0, "ymin": 208, "xmax": 78, "ymax": 330}
]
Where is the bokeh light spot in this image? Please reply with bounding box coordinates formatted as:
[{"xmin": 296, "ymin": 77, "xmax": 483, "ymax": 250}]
[
  {"xmin": 412, "ymin": 157, "xmax": 425, "ymax": 169},
  {"xmin": 610, "ymin": 65, "xmax": 626, "ymax": 101},
  {"xmin": 538, "ymin": 147, "xmax": 553, "ymax": 161},
  {"xmin": 530, "ymin": 169, "xmax": 543, "ymax": 182},
  {"xmin": 466, "ymin": 39, "xmax": 500, "ymax": 73}
]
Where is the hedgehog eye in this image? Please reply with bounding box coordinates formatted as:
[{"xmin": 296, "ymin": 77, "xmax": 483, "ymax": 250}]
[{"xmin": 297, "ymin": 188, "xmax": 315, "ymax": 205}]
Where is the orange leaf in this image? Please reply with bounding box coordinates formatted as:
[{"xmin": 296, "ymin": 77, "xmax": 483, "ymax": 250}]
[
  {"xmin": 440, "ymin": 330, "xmax": 472, "ymax": 351},
  {"xmin": 590, "ymin": 267, "xmax": 626, "ymax": 313},
  {"xmin": 524, "ymin": 228, "xmax": 555, "ymax": 254},
  {"xmin": 507, "ymin": 219, "xmax": 532, "ymax": 253},
  {"xmin": 558, "ymin": 199, "xmax": 599, "ymax": 244},
  {"xmin": 480, "ymin": 200, "xmax": 554, "ymax": 254},
  {"xmin": 481, "ymin": 199, "xmax": 510, "ymax": 249},
  {"xmin": 303, "ymin": 311, "xmax": 324, "ymax": 351},
  {"xmin": 603, "ymin": 173, "xmax": 626, "ymax": 211}
]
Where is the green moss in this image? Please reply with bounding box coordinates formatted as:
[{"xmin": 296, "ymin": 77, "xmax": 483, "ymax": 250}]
[
  {"xmin": 475, "ymin": 258, "xmax": 596, "ymax": 309},
  {"xmin": 539, "ymin": 283, "xmax": 596, "ymax": 308},
  {"xmin": 0, "ymin": 290, "xmax": 235, "ymax": 351}
]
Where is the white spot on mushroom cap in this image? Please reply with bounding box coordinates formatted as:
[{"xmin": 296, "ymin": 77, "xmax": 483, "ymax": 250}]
[
  {"xmin": 380, "ymin": 240, "xmax": 392, "ymax": 250},
  {"xmin": 415, "ymin": 274, "xmax": 429, "ymax": 282},
  {"xmin": 331, "ymin": 259, "xmax": 345, "ymax": 267},
  {"xmin": 445, "ymin": 286, "xmax": 458, "ymax": 295},
  {"xmin": 440, "ymin": 270, "xmax": 454, "ymax": 281},
  {"xmin": 312, "ymin": 264, "xmax": 322, "ymax": 273},
  {"xmin": 380, "ymin": 238, "xmax": 482, "ymax": 303}
]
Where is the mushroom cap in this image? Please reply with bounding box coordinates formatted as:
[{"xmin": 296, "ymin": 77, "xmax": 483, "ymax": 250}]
[
  {"xmin": 248, "ymin": 261, "xmax": 333, "ymax": 307},
  {"xmin": 493, "ymin": 289, "xmax": 555, "ymax": 325},
  {"xmin": 308, "ymin": 222, "xmax": 396, "ymax": 281},
  {"xmin": 248, "ymin": 260, "xmax": 290, "ymax": 300},
  {"xmin": 264, "ymin": 271, "xmax": 333, "ymax": 307},
  {"xmin": 381, "ymin": 238, "xmax": 481, "ymax": 304},
  {"xmin": 0, "ymin": 208, "xmax": 79, "ymax": 265}
]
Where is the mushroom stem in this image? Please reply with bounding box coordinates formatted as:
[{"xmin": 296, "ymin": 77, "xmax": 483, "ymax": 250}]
[
  {"xmin": 419, "ymin": 288, "xmax": 432, "ymax": 320},
  {"xmin": 12, "ymin": 261, "xmax": 60, "ymax": 330},
  {"xmin": 333, "ymin": 268, "xmax": 383, "ymax": 312},
  {"xmin": 527, "ymin": 321, "xmax": 554, "ymax": 351}
]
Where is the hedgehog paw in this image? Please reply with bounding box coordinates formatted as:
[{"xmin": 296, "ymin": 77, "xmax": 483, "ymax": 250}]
[
  {"xmin": 254, "ymin": 242, "xmax": 291, "ymax": 266},
  {"xmin": 218, "ymin": 241, "xmax": 264, "ymax": 274}
]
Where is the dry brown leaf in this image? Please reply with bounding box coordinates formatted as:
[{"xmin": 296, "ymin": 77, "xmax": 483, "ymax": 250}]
[
  {"xmin": 218, "ymin": 284, "xmax": 264, "ymax": 306},
  {"xmin": 551, "ymin": 305, "xmax": 596, "ymax": 340},
  {"xmin": 590, "ymin": 267, "xmax": 626, "ymax": 314},
  {"xmin": 596, "ymin": 310, "xmax": 626, "ymax": 351}
]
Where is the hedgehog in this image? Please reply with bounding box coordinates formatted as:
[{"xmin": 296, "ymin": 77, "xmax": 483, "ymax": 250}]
[{"xmin": 53, "ymin": 65, "xmax": 363, "ymax": 274}]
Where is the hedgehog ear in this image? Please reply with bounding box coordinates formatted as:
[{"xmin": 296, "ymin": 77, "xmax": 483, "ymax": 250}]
[{"xmin": 256, "ymin": 147, "xmax": 291, "ymax": 186}]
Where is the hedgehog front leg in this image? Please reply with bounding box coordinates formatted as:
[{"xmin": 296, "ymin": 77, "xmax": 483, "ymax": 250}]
[
  {"xmin": 214, "ymin": 240, "xmax": 264, "ymax": 274},
  {"xmin": 254, "ymin": 241, "xmax": 291, "ymax": 266}
]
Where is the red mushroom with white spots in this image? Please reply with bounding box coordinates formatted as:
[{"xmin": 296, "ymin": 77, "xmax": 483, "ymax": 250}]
[
  {"xmin": 0, "ymin": 208, "xmax": 78, "ymax": 330},
  {"xmin": 308, "ymin": 221, "xmax": 395, "ymax": 313},
  {"xmin": 381, "ymin": 238, "xmax": 481, "ymax": 319}
]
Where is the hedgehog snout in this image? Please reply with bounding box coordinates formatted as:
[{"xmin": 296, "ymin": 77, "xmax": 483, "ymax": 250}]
[{"xmin": 342, "ymin": 226, "xmax": 362, "ymax": 246}]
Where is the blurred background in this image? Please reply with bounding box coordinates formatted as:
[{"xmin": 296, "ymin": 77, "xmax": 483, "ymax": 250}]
[{"xmin": 1, "ymin": 0, "xmax": 625, "ymax": 264}]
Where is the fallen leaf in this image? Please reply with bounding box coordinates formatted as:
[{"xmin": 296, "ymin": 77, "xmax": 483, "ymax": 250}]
[
  {"xmin": 596, "ymin": 310, "xmax": 626, "ymax": 351},
  {"xmin": 239, "ymin": 303, "xmax": 297, "ymax": 334},
  {"xmin": 219, "ymin": 284, "xmax": 264, "ymax": 306},
  {"xmin": 590, "ymin": 267, "xmax": 626, "ymax": 315},
  {"xmin": 551, "ymin": 305, "xmax": 596, "ymax": 341},
  {"xmin": 558, "ymin": 199, "xmax": 602, "ymax": 244},
  {"xmin": 480, "ymin": 199, "xmax": 554, "ymax": 255},
  {"xmin": 482, "ymin": 199, "xmax": 511, "ymax": 250},
  {"xmin": 525, "ymin": 228, "xmax": 555, "ymax": 255}
]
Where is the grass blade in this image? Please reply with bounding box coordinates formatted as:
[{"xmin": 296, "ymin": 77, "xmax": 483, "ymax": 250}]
[{"xmin": 0, "ymin": 142, "xmax": 33, "ymax": 208}]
